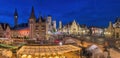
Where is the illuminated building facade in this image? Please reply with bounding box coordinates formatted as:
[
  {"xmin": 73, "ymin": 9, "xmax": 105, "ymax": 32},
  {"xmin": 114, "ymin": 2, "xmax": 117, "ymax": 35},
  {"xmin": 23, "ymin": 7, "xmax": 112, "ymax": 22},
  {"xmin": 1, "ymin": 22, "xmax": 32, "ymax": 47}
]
[
  {"xmin": 28, "ymin": 7, "xmax": 47, "ymax": 40},
  {"xmin": 90, "ymin": 27, "xmax": 104, "ymax": 36},
  {"xmin": 104, "ymin": 18, "xmax": 120, "ymax": 39},
  {"xmin": 59, "ymin": 20, "xmax": 89, "ymax": 35},
  {"xmin": 52, "ymin": 20, "xmax": 57, "ymax": 32},
  {"xmin": 10, "ymin": 7, "xmax": 55, "ymax": 40},
  {"xmin": 0, "ymin": 23, "xmax": 11, "ymax": 38}
]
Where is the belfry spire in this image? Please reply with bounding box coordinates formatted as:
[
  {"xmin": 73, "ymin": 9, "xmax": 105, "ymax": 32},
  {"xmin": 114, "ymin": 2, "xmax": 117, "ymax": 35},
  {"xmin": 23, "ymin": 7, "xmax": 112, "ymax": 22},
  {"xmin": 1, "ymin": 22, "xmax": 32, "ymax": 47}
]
[
  {"xmin": 14, "ymin": 8, "xmax": 18, "ymax": 28},
  {"xmin": 14, "ymin": 8, "xmax": 18, "ymax": 16},
  {"xmin": 29, "ymin": 6, "xmax": 35, "ymax": 19}
]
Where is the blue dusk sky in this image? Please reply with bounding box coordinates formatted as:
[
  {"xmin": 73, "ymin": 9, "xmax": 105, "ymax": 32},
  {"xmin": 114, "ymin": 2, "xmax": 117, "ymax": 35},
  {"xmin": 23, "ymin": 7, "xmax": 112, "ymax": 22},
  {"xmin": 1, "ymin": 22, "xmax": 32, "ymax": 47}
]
[{"xmin": 0, "ymin": 0, "xmax": 120, "ymax": 27}]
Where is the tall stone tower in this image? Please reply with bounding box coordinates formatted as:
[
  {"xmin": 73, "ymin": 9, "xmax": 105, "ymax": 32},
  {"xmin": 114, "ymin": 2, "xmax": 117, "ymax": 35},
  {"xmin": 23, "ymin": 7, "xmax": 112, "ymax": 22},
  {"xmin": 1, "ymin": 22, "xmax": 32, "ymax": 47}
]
[
  {"xmin": 14, "ymin": 8, "xmax": 18, "ymax": 28},
  {"xmin": 105, "ymin": 21, "xmax": 114, "ymax": 38},
  {"xmin": 108, "ymin": 21, "xmax": 113, "ymax": 29},
  {"xmin": 53, "ymin": 20, "xmax": 56, "ymax": 31},
  {"xmin": 59, "ymin": 21, "xmax": 62, "ymax": 29},
  {"xmin": 47, "ymin": 15, "xmax": 52, "ymax": 31},
  {"xmin": 29, "ymin": 7, "xmax": 36, "ymax": 39}
]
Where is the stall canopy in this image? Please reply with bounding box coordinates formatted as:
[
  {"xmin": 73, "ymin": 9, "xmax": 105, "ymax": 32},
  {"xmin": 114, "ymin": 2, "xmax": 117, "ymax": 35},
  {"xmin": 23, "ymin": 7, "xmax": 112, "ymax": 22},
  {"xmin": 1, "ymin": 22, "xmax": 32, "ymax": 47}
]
[{"xmin": 17, "ymin": 45, "xmax": 80, "ymax": 55}]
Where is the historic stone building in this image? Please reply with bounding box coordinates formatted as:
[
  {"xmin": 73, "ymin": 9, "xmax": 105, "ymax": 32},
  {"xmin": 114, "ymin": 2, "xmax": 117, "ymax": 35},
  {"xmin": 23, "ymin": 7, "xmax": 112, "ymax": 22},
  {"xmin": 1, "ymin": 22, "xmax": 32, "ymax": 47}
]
[
  {"xmin": 10, "ymin": 7, "xmax": 55, "ymax": 40},
  {"xmin": 28, "ymin": 7, "xmax": 47, "ymax": 40},
  {"xmin": 58, "ymin": 20, "xmax": 89, "ymax": 35},
  {"xmin": 0, "ymin": 23, "xmax": 11, "ymax": 38},
  {"xmin": 104, "ymin": 18, "xmax": 120, "ymax": 39}
]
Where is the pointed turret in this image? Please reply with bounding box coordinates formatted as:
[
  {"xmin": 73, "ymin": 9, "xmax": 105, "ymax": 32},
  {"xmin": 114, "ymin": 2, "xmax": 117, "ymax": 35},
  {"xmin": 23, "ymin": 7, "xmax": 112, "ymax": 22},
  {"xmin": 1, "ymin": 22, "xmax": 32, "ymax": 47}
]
[
  {"xmin": 72, "ymin": 20, "xmax": 77, "ymax": 25},
  {"xmin": 73, "ymin": 20, "xmax": 76, "ymax": 22},
  {"xmin": 29, "ymin": 6, "xmax": 36, "ymax": 39},
  {"xmin": 115, "ymin": 17, "xmax": 120, "ymax": 22},
  {"xmin": 108, "ymin": 21, "xmax": 113, "ymax": 28},
  {"xmin": 38, "ymin": 16, "xmax": 43, "ymax": 23},
  {"xmin": 29, "ymin": 6, "xmax": 36, "ymax": 19},
  {"xmin": 14, "ymin": 8, "xmax": 18, "ymax": 17},
  {"xmin": 59, "ymin": 21, "xmax": 62, "ymax": 29}
]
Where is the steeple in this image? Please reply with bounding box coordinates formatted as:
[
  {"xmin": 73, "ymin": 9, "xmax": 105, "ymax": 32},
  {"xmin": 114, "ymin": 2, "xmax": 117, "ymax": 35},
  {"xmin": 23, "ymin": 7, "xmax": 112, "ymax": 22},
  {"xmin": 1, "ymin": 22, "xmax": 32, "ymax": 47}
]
[
  {"xmin": 108, "ymin": 21, "xmax": 113, "ymax": 29},
  {"xmin": 73, "ymin": 20, "xmax": 76, "ymax": 22},
  {"xmin": 59, "ymin": 21, "xmax": 62, "ymax": 29},
  {"xmin": 73, "ymin": 20, "xmax": 77, "ymax": 24},
  {"xmin": 38, "ymin": 16, "xmax": 42, "ymax": 22},
  {"xmin": 14, "ymin": 8, "xmax": 18, "ymax": 28},
  {"xmin": 14, "ymin": 8, "xmax": 18, "ymax": 17},
  {"xmin": 29, "ymin": 6, "xmax": 36, "ymax": 19}
]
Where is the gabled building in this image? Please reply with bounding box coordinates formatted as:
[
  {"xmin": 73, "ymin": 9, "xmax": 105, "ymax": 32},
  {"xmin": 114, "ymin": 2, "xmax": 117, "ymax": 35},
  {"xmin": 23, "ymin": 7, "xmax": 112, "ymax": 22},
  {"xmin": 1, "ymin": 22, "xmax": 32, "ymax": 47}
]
[
  {"xmin": 0, "ymin": 23, "xmax": 11, "ymax": 38},
  {"xmin": 90, "ymin": 26, "xmax": 104, "ymax": 36},
  {"xmin": 10, "ymin": 7, "xmax": 55, "ymax": 40},
  {"xmin": 28, "ymin": 7, "xmax": 47, "ymax": 40},
  {"xmin": 58, "ymin": 20, "xmax": 89, "ymax": 35},
  {"xmin": 113, "ymin": 18, "xmax": 120, "ymax": 38},
  {"xmin": 104, "ymin": 18, "xmax": 120, "ymax": 39}
]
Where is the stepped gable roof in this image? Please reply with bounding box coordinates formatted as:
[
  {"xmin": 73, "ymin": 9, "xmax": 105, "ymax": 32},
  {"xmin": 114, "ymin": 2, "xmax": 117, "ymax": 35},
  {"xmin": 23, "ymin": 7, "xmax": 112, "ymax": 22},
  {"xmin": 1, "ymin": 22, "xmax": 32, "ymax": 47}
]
[
  {"xmin": 38, "ymin": 16, "xmax": 46, "ymax": 23},
  {"xmin": 0, "ymin": 23, "xmax": 11, "ymax": 30}
]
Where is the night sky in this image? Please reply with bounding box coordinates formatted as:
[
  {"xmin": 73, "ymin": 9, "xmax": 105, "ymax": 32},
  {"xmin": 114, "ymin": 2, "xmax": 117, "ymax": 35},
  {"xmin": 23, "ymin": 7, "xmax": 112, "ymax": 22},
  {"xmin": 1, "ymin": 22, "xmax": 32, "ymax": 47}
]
[{"xmin": 0, "ymin": 0, "xmax": 120, "ymax": 28}]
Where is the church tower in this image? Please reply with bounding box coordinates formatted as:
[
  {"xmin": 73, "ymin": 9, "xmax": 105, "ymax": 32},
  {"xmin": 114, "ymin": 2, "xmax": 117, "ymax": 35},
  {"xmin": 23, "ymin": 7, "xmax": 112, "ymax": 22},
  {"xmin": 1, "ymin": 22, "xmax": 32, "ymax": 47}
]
[
  {"xmin": 47, "ymin": 15, "xmax": 52, "ymax": 31},
  {"xmin": 59, "ymin": 21, "xmax": 62, "ymax": 29},
  {"xmin": 14, "ymin": 8, "xmax": 18, "ymax": 28},
  {"xmin": 29, "ymin": 6, "xmax": 36, "ymax": 39},
  {"xmin": 105, "ymin": 21, "xmax": 114, "ymax": 38},
  {"xmin": 108, "ymin": 21, "xmax": 113, "ymax": 29},
  {"xmin": 52, "ymin": 20, "xmax": 56, "ymax": 32}
]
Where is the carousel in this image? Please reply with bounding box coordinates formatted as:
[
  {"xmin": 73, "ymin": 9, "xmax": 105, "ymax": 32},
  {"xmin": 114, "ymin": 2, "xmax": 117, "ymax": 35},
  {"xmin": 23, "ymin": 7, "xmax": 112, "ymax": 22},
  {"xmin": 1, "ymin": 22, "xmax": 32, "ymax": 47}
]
[{"xmin": 17, "ymin": 45, "xmax": 80, "ymax": 58}]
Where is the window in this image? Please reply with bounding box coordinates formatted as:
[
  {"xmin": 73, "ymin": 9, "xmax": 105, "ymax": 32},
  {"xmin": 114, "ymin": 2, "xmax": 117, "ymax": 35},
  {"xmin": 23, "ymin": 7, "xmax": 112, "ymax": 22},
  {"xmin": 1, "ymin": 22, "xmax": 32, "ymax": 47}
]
[{"xmin": 116, "ymin": 33, "xmax": 119, "ymax": 38}]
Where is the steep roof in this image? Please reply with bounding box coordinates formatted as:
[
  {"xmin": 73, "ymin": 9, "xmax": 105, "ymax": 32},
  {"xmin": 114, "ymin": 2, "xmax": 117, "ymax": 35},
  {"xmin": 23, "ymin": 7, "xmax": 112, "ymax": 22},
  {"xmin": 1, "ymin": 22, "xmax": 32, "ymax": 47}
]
[
  {"xmin": 0, "ymin": 23, "xmax": 11, "ymax": 30},
  {"xmin": 38, "ymin": 16, "xmax": 46, "ymax": 23},
  {"xmin": 14, "ymin": 8, "xmax": 18, "ymax": 16},
  {"xmin": 29, "ymin": 6, "xmax": 36, "ymax": 19}
]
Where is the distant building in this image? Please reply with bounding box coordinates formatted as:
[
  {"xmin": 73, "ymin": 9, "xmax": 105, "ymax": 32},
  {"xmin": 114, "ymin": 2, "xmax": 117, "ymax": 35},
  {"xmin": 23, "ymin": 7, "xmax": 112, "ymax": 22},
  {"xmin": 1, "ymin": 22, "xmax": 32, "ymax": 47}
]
[
  {"xmin": 58, "ymin": 20, "xmax": 89, "ymax": 35},
  {"xmin": 0, "ymin": 23, "xmax": 11, "ymax": 38},
  {"xmin": 47, "ymin": 15, "xmax": 52, "ymax": 31},
  {"xmin": 28, "ymin": 7, "xmax": 47, "ymax": 40},
  {"xmin": 90, "ymin": 27, "xmax": 104, "ymax": 36},
  {"xmin": 14, "ymin": 8, "xmax": 18, "ymax": 28},
  {"xmin": 59, "ymin": 21, "xmax": 62, "ymax": 29},
  {"xmin": 4, "ymin": 7, "xmax": 55, "ymax": 40},
  {"xmin": 52, "ymin": 20, "xmax": 57, "ymax": 32},
  {"xmin": 104, "ymin": 18, "xmax": 120, "ymax": 39}
]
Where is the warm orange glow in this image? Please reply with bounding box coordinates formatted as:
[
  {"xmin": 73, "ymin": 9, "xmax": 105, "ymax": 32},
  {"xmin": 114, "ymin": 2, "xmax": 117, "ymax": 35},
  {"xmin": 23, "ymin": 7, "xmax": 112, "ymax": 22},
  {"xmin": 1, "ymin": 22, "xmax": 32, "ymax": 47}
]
[{"xmin": 17, "ymin": 28, "xmax": 29, "ymax": 37}]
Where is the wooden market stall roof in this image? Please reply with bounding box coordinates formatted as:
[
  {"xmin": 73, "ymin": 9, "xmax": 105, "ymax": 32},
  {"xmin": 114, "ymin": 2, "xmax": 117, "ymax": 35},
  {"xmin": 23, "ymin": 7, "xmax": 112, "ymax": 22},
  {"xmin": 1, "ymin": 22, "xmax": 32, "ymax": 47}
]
[{"xmin": 17, "ymin": 45, "xmax": 80, "ymax": 55}]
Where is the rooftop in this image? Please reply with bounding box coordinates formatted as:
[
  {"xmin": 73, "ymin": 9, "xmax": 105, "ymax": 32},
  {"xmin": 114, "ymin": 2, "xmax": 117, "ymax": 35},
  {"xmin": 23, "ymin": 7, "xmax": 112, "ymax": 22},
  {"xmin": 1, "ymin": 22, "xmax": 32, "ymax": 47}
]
[{"xmin": 17, "ymin": 45, "xmax": 80, "ymax": 55}]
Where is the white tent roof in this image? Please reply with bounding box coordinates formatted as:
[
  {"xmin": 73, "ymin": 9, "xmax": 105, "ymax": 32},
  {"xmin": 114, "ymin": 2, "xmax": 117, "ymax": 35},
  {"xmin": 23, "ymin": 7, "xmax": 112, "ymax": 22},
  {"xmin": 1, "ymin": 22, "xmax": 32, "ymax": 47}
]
[
  {"xmin": 17, "ymin": 45, "xmax": 80, "ymax": 55},
  {"xmin": 87, "ymin": 44, "xmax": 102, "ymax": 54},
  {"xmin": 87, "ymin": 44, "xmax": 98, "ymax": 51}
]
